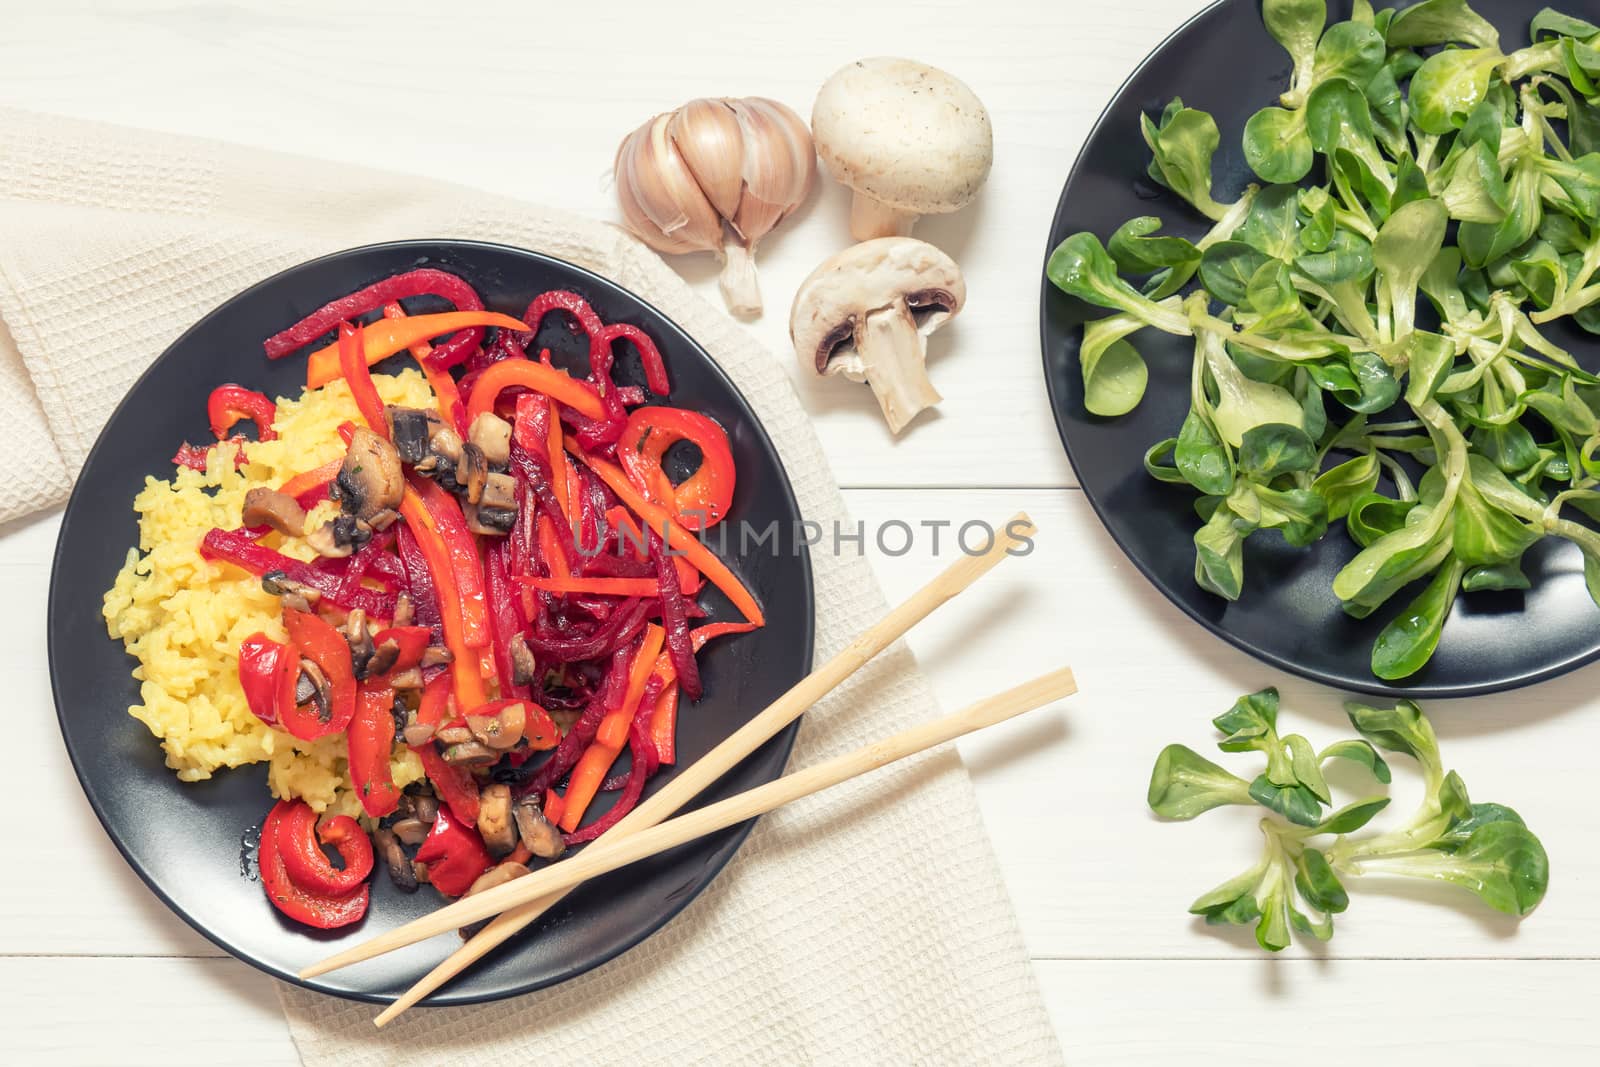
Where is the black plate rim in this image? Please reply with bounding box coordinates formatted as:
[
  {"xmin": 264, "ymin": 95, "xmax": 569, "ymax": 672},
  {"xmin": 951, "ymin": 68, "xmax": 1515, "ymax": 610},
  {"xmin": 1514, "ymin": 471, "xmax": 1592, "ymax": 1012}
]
[
  {"xmin": 48, "ymin": 238, "xmax": 816, "ymax": 1005},
  {"xmin": 1036, "ymin": 0, "xmax": 1599, "ymax": 699}
]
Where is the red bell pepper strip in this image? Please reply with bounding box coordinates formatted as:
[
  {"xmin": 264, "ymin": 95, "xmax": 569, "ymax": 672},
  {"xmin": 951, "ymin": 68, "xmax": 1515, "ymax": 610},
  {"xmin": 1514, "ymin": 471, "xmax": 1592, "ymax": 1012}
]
[
  {"xmin": 208, "ymin": 384, "xmax": 278, "ymax": 442},
  {"xmin": 399, "ymin": 485, "xmax": 489, "ymax": 711},
  {"xmin": 381, "ymin": 302, "xmax": 468, "ymax": 436},
  {"xmin": 200, "ymin": 527, "xmax": 397, "ymax": 619},
  {"xmin": 371, "ymin": 626, "xmax": 432, "ymax": 674},
  {"xmin": 567, "ymin": 443, "xmax": 764, "ymax": 626},
  {"xmin": 278, "ymin": 608, "xmax": 358, "ymax": 740},
  {"xmin": 348, "ymin": 684, "xmax": 402, "ymax": 818},
  {"xmin": 413, "ymin": 802, "xmax": 492, "ymax": 897},
  {"xmin": 337, "ymin": 322, "xmax": 389, "ymax": 437},
  {"xmin": 414, "ymin": 742, "xmax": 480, "ymax": 826},
  {"xmin": 649, "ymin": 681, "xmax": 681, "ymax": 765},
  {"xmin": 409, "ymin": 477, "xmax": 490, "ymax": 648},
  {"xmin": 237, "ymin": 632, "xmax": 297, "ymax": 729},
  {"xmin": 416, "ymin": 672, "xmax": 452, "ymax": 734},
  {"xmin": 483, "ymin": 540, "xmax": 529, "ymax": 701},
  {"xmin": 305, "ymin": 310, "xmax": 531, "ymax": 388},
  {"xmin": 275, "ymin": 800, "xmax": 374, "ymax": 896},
  {"xmin": 520, "ymin": 575, "xmax": 662, "ymax": 598},
  {"xmin": 596, "ymin": 322, "xmax": 671, "ymax": 397},
  {"xmin": 467, "ymin": 358, "xmax": 608, "ymax": 423},
  {"xmin": 259, "ymin": 801, "xmax": 369, "ymax": 929},
  {"xmin": 265, "ymin": 267, "xmax": 488, "ymax": 366},
  {"xmin": 560, "ymin": 625, "xmax": 663, "ymax": 833},
  {"xmin": 278, "ymin": 458, "xmax": 343, "ymax": 509},
  {"xmin": 619, "ymin": 407, "xmax": 734, "ymax": 531}
]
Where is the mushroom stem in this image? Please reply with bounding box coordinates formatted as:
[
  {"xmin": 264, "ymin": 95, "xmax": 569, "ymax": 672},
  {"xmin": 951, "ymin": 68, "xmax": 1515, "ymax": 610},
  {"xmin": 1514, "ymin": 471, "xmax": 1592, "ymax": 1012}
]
[
  {"xmin": 717, "ymin": 238, "xmax": 763, "ymax": 318},
  {"xmin": 849, "ymin": 193, "xmax": 917, "ymax": 241},
  {"xmin": 857, "ymin": 305, "xmax": 943, "ymax": 434}
]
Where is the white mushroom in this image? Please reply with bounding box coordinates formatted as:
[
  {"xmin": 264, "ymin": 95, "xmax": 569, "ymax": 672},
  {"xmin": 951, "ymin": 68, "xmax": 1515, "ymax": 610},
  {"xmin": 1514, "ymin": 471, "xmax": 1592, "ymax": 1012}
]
[
  {"xmin": 790, "ymin": 237, "xmax": 966, "ymax": 434},
  {"xmin": 812, "ymin": 57, "xmax": 994, "ymax": 240}
]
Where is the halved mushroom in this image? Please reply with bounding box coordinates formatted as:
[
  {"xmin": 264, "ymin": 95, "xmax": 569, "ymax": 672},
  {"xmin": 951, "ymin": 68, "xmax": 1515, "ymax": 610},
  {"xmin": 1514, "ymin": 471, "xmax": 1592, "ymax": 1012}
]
[
  {"xmin": 435, "ymin": 724, "xmax": 474, "ymax": 746},
  {"xmin": 335, "ymin": 427, "xmax": 405, "ymax": 520},
  {"xmin": 468, "ymin": 412, "xmax": 513, "ymax": 467},
  {"xmin": 468, "ymin": 702, "xmax": 526, "ymax": 751},
  {"xmin": 477, "ymin": 783, "xmax": 517, "ymax": 856},
  {"xmin": 812, "ymin": 58, "xmax": 993, "ymax": 240},
  {"xmin": 790, "ymin": 237, "xmax": 966, "ymax": 434},
  {"xmin": 304, "ymin": 523, "xmax": 354, "ymax": 560},
  {"xmin": 240, "ymin": 488, "xmax": 307, "ymax": 537},
  {"xmin": 390, "ymin": 817, "xmax": 430, "ymax": 847},
  {"xmin": 374, "ymin": 827, "xmax": 418, "ymax": 892},
  {"xmin": 514, "ymin": 794, "xmax": 566, "ymax": 861}
]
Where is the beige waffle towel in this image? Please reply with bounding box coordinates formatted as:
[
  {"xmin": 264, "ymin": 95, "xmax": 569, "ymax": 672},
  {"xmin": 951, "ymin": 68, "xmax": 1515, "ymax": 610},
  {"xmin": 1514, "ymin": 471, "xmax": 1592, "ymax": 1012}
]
[{"xmin": 0, "ymin": 107, "xmax": 1062, "ymax": 1065}]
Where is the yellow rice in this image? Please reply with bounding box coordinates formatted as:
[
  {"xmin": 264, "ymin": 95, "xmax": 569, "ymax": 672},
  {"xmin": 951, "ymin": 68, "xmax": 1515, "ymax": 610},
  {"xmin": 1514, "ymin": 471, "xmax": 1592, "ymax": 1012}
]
[{"xmin": 102, "ymin": 370, "xmax": 436, "ymax": 817}]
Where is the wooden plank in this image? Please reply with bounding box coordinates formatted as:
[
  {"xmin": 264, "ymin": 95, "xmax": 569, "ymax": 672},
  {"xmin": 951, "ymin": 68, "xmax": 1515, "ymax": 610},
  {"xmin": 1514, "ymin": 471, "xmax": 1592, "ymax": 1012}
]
[{"xmin": 1036, "ymin": 959, "xmax": 1600, "ymax": 1064}]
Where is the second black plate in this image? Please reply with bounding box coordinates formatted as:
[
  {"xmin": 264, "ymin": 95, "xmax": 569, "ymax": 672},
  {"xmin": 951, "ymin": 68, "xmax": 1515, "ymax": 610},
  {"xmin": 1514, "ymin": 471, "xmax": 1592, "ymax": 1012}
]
[{"xmin": 1040, "ymin": 0, "xmax": 1600, "ymax": 698}]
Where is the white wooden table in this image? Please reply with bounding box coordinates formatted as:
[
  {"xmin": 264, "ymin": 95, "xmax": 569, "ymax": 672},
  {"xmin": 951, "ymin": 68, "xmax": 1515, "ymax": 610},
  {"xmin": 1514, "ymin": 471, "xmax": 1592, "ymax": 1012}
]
[{"xmin": 3, "ymin": 0, "xmax": 1596, "ymax": 1062}]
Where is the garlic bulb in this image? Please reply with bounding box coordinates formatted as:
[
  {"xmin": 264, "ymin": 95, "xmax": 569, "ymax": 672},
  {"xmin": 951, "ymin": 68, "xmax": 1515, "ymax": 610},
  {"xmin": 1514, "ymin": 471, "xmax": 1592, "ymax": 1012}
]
[{"xmin": 615, "ymin": 97, "xmax": 814, "ymax": 317}]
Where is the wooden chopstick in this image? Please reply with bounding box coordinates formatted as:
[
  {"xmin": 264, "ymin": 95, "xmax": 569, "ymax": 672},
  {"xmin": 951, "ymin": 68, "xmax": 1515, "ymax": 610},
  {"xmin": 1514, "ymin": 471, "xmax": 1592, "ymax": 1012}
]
[
  {"xmin": 322, "ymin": 510, "xmax": 1033, "ymax": 1022},
  {"xmin": 306, "ymin": 665, "xmax": 1075, "ymax": 974}
]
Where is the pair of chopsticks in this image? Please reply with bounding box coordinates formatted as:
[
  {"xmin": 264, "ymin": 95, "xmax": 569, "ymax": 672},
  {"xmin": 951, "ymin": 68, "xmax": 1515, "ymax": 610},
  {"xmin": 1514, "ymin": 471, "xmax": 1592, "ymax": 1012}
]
[{"xmin": 303, "ymin": 511, "xmax": 1068, "ymax": 1025}]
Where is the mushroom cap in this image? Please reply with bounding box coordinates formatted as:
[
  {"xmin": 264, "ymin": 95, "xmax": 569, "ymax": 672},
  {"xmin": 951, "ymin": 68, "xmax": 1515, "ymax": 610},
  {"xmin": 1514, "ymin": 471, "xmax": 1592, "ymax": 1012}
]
[
  {"xmin": 789, "ymin": 236, "xmax": 966, "ymax": 376},
  {"xmin": 812, "ymin": 57, "xmax": 994, "ymax": 216}
]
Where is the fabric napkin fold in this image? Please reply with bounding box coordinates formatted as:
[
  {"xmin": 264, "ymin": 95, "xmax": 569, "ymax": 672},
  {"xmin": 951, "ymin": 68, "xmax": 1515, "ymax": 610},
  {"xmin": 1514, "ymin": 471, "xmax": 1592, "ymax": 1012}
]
[{"xmin": 0, "ymin": 107, "xmax": 1062, "ymax": 1065}]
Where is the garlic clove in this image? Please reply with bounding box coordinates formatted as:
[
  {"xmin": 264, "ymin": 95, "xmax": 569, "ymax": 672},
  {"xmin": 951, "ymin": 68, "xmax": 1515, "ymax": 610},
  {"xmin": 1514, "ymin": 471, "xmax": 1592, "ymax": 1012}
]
[
  {"xmin": 728, "ymin": 98, "xmax": 814, "ymax": 244},
  {"xmin": 623, "ymin": 113, "xmax": 724, "ymax": 253},
  {"xmin": 615, "ymin": 130, "xmax": 703, "ymax": 255},
  {"xmin": 669, "ymin": 99, "xmax": 746, "ymax": 221}
]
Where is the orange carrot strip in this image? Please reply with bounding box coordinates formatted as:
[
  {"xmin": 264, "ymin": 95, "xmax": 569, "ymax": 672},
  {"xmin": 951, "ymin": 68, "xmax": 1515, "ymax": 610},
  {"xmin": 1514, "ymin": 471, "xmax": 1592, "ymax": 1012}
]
[
  {"xmin": 398, "ymin": 486, "xmax": 488, "ymax": 711},
  {"xmin": 465, "ymin": 359, "xmax": 607, "ymax": 423},
  {"xmin": 567, "ymin": 443, "xmax": 764, "ymax": 626},
  {"xmin": 546, "ymin": 397, "xmax": 571, "ymax": 521},
  {"xmin": 560, "ymin": 625, "xmax": 663, "ymax": 832},
  {"xmin": 307, "ymin": 310, "xmax": 531, "ymax": 388},
  {"xmin": 381, "ymin": 302, "xmax": 468, "ymax": 435}
]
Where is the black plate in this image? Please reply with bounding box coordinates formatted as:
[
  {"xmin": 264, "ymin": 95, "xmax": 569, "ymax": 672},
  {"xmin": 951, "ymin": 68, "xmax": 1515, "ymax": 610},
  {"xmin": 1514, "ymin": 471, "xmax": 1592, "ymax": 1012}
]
[
  {"xmin": 1040, "ymin": 0, "xmax": 1600, "ymax": 698},
  {"xmin": 49, "ymin": 240, "xmax": 814, "ymax": 1004}
]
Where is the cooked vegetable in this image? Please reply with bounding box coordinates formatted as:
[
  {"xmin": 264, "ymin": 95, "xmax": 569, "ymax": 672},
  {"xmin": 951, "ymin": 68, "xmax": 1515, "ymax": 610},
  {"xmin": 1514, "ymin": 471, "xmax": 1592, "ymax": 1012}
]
[
  {"xmin": 1148, "ymin": 687, "xmax": 1548, "ymax": 950},
  {"xmin": 258, "ymin": 800, "xmax": 370, "ymax": 928},
  {"xmin": 811, "ymin": 58, "xmax": 993, "ymax": 240},
  {"xmin": 1049, "ymin": 0, "xmax": 1600, "ymax": 679},
  {"xmin": 790, "ymin": 237, "xmax": 966, "ymax": 434},
  {"xmin": 615, "ymin": 96, "xmax": 814, "ymax": 316}
]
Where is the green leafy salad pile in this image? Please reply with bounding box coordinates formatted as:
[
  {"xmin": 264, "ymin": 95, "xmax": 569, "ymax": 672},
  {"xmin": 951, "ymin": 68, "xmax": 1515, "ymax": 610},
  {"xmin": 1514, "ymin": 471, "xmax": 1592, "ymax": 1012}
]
[
  {"xmin": 1047, "ymin": 0, "xmax": 1600, "ymax": 680},
  {"xmin": 1148, "ymin": 687, "xmax": 1548, "ymax": 950}
]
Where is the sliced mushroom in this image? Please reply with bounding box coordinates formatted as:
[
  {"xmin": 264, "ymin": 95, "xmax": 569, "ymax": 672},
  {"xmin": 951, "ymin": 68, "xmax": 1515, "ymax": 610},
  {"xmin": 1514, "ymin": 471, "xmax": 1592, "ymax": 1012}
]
[
  {"xmin": 430, "ymin": 426, "xmax": 465, "ymax": 465},
  {"xmin": 441, "ymin": 740, "xmax": 497, "ymax": 766},
  {"xmin": 387, "ymin": 406, "xmax": 442, "ymax": 465},
  {"xmin": 469, "ymin": 702, "xmax": 526, "ymax": 752},
  {"xmin": 366, "ymin": 507, "xmax": 400, "ymax": 532},
  {"xmin": 412, "ymin": 860, "xmax": 431, "ymax": 885},
  {"xmin": 261, "ymin": 571, "xmax": 323, "ymax": 611},
  {"xmin": 790, "ymin": 237, "xmax": 966, "ymax": 434},
  {"xmin": 296, "ymin": 657, "xmax": 333, "ymax": 724},
  {"xmin": 812, "ymin": 58, "xmax": 993, "ymax": 240},
  {"xmin": 392, "ymin": 592, "xmax": 416, "ymax": 627},
  {"xmin": 456, "ymin": 442, "xmax": 489, "ymax": 504},
  {"xmin": 402, "ymin": 713, "xmax": 437, "ymax": 748},
  {"xmin": 240, "ymin": 488, "xmax": 307, "ymax": 537},
  {"xmin": 374, "ymin": 828, "xmax": 418, "ymax": 892},
  {"xmin": 477, "ymin": 783, "xmax": 518, "ymax": 856},
  {"xmin": 388, "ymin": 666, "xmax": 424, "ymax": 690},
  {"xmin": 458, "ymin": 862, "xmax": 529, "ymax": 938},
  {"xmin": 344, "ymin": 609, "xmax": 375, "ymax": 679},
  {"xmin": 514, "ymin": 795, "xmax": 566, "ymax": 861},
  {"xmin": 304, "ymin": 522, "xmax": 354, "ymax": 560},
  {"xmin": 391, "ymin": 817, "xmax": 430, "ymax": 847},
  {"xmin": 366, "ymin": 637, "xmax": 401, "ymax": 677},
  {"xmin": 435, "ymin": 724, "xmax": 474, "ymax": 746},
  {"xmin": 413, "ymin": 792, "xmax": 439, "ymax": 824},
  {"xmin": 464, "ymin": 503, "xmax": 517, "ymax": 537},
  {"xmin": 510, "ymin": 635, "xmax": 536, "ymax": 687},
  {"xmin": 468, "ymin": 412, "xmax": 513, "ymax": 467},
  {"xmin": 420, "ymin": 646, "xmax": 454, "ymax": 669},
  {"xmin": 479, "ymin": 472, "xmax": 517, "ymax": 512},
  {"xmin": 336, "ymin": 427, "xmax": 405, "ymax": 520}
]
